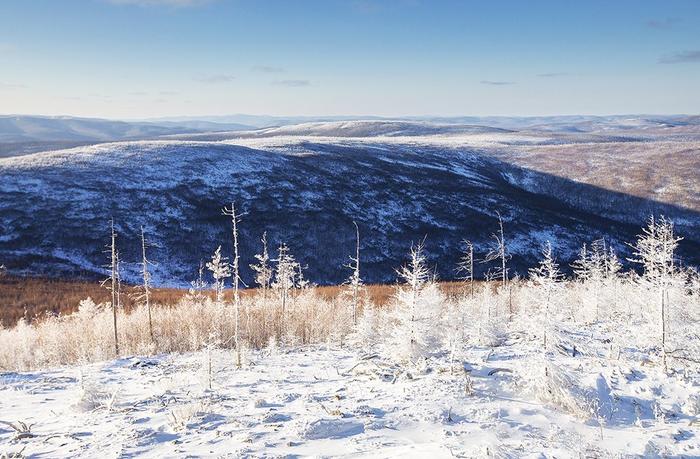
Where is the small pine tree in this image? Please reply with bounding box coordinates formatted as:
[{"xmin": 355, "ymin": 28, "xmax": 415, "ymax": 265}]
[
  {"xmin": 528, "ymin": 241, "xmax": 562, "ymax": 349},
  {"xmin": 483, "ymin": 213, "xmax": 510, "ymax": 289},
  {"xmin": 571, "ymin": 240, "xmax": 607, "ymax": 322},
  {"xmin": 629, "ymin": 216, "xmax": 683, "ymax": 369},
  {"xmin": 250, "ymin": 232, "xmax": 273, "ymax": 296},
  {"xmin": 387, "ymin": 242, "xmax": 444, "ymax": 366},
  {"xmin": 272, "ymin": 243, "xmax": 300, "ymax": 336},
  {"xmin": 206, "ymin": 246, "xmax": 230, "ymax": 305},
  {"xmin": 456, "ymin": 239, "xmax": 475, "ymax": 297},
  {"xmin": 352, "ymin": 303, "xmax": 379, "ymax": 355},
  {"xmin": 187, "ymin": 261, "xmax": 209, "ymax": 304}
]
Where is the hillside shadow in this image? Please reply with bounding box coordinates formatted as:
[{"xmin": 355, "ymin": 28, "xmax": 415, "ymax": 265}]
[{"xmin": 0, "ymin": 140, "xmax": 698, "ymax": 286}]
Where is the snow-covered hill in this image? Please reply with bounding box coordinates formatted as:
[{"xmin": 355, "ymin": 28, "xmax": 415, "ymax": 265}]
[
  {"xmin": 0, "ymin": 121, "xmax": 698, "ymax": 286},
  {"xmin": 0, "ymin": 115, "xmax": 255, "ymax": 158},
  {"xmin": 169, "ymin": 120, "xmax": 511, "ymax": 142}
]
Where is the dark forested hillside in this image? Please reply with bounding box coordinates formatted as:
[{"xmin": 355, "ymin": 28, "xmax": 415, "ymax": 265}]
[{"xmin": 0, "ymin": 121, "xmax": 698, "ymax": 287}]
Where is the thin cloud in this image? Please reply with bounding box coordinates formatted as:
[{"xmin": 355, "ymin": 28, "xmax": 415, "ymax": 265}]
[
  {"xmin": 658, "ymin": 50, "xmax": 700, "ymax": 64},
  {"xmin": 537, "ymin": 72, "xmax": 568, "ymax": 78},
  {"xmin": 160, "ymin": 90, "xmax": 179, "ymax": 95},
  {"xmin": 107, "ymin": 0, "xmax": 215, "ymax": 7},
  {"xmin": 193, "ymin": 74, "xmax": 236, "ymax": 83},
  {"xmin": 273, "ymin": 79, "xmax": 311, "ymax": 87},
  {"xmin": 129, "ymin": 91, "xmax": 148, "ymax": 96},
  {"xmin": 252, "ymin": 65, "xmax": 285, "ymax": 73},
  {"xmin": 646, "ymin": 17, "xmax": 680, "ymax": 29},
  {"xmin": 480, "ymin": 80, "xmax": 515, "ymax": 86}
]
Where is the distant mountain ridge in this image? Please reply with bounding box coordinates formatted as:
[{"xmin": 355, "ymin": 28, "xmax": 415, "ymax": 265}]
[{"xmin": 0, "ymin": 115, "xmax": 255, "ymax": 156}]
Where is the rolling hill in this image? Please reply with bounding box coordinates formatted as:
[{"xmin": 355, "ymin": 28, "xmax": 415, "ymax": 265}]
[{"xmin": 0, "ymin": 119, "xmax": 698, "ymax": 287}]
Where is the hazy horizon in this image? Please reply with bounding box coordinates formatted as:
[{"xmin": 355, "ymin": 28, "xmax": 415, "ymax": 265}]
[{"xmin": 2, "ymin": 112, "xmax": 699, "ymax": 123}]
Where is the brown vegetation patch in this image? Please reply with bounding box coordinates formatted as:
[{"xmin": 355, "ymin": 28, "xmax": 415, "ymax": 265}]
[{"xmin": 0, "ymin": 276, "xmax": 478, "ymax": 327}]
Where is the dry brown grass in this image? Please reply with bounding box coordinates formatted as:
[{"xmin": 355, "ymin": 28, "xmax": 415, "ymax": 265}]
[
  {"xmin": 0, "ymin": 276, "xmax": 480, "ymax": 327},
  {"xmin": 0, "ymin": 276, "xmax": 186, "ymax": 326}
]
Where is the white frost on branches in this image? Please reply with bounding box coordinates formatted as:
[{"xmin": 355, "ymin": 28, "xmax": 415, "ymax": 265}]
[{"xmin": 206, "ymin": 246, "xmax": 230, "ymax": 305}]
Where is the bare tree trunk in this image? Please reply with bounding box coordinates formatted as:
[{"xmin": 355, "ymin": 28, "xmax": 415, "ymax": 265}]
[
  {"xmin": 469, "ymin": 244, "xmax": 474, "ymax": 298},
  {"xmin": 223, "ymin": 203, "xmax": 242, "ymax": 367},
  {"xmin": 498, "ymin": 215, "xmax": 507, "ymax": 289},
  {"xmin": 141, "ymin": 226, "xmax": 154, "ymax": 344},
  {"xmin": 661, "ymin": 287, "xmax": 667, "ymax": 371},
  {"xmin": 352, "ymin": 221, "xmax": 360, "ymax": 325},
  {"xmin": 110, "ymin": 220, "xmax": 119, "ymax": 357}
]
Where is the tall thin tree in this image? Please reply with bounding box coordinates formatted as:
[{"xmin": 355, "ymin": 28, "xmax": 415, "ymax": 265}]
[
  {"xmin": 345, "ymin": 221, "xmax": 362, "ymax": 325},
  {"xmin": 629, "ymin": 215, "xmax": 682, "ymax": 370},
  {"xmin": 272, "ymin": 243, "xmax": 299, "ymax": 336},
  {"xmin": 251, "ymin": 231, "xmax": 272, "ymax": 299},
  {"xmin": 484, "ymin": 212, "xmax": 509, "ymax": 288},
  {"xmin": 529, "ymin": 241, "xmax": 562, "ymax": 349},
  {"xmin": 207, "ymin": 246, "xmax": 230, "ymax": 305},
  {"xmin": 138, "ymin": 226, "xmax": 155, "ymax": 344},
  {"xmin": 223, "ymin": 203, "xmax": 243, "ymax": 366},
  {"xmin": 456, "ymin": 239, "xmax": 475, "ymax": 297},
  {"xmin": 101, "ymin": 219, "xmax": 120, "ymax": 357}
]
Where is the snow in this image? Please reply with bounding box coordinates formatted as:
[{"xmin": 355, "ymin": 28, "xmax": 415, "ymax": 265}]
[{"xmin": 1, "ymin": 335, "xmax": 698, "ymax": 458}]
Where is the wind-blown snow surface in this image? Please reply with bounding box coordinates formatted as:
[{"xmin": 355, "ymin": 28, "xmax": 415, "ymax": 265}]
[
  {"xmin": 1, "ymin": 336, "xmax": 698, "ymax": 457},
  {"xmin": 0, "ymin": 121, "xmax": 699, "ymax": 285}
]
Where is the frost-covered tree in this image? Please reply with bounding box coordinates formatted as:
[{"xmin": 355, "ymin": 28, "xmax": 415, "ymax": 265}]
[
  {"xmin": 134, "ymin": 226, "xmax": 155, "ymax": 344},
  {"xmin": 456, "ymin": 239, "xmax": 475, "ymax": 297},
  {"xmin": 206, "ymin": 246, "xmax": 230, "ymax": 305},
  {"xmin": 483, "ymin": 213, "xmax": 510, "ymax": 288},
  {"xmin": 223, "ymin": 203, "xmax": 244, "ymax": 366},
  {"xmin": 572, "ymin": 243, "xmax": 597, "ymax": 283},
  {"xmin": 387, "ymin": 242, "xmax": 444, "ymax": 365},
  {"xmin": 187, "ymin": 261, "xmax": 208, "ymax": 304},
  {"xmin": 573, "ymin": 239, "xmax": 624, "ymax": 321},
  {"xmin": 629, "ymin": 216, "xmax": 683, "ymax": 367},
  {"xmin": 605, "ymin": 245, "xmax": 622, "ymax": 278},
  {"xmin": 528, "ymin": 241, "xmax": 562, "ymax": 348},
  {"xmin": 352, "ymin": 303, "xmax": 380, "ymax": 355},
  {"xmin": 572, "ymin": 240, "xmax": 605, "ymax": 321},
  {"xmin": 344, "ymin": 221, "xmax": 363, "ymax": 325},
  {"xmin": 296, "ymin": 262, "xmax": 310, "ymax": 291},
  {"xmin": 272, "ymin": 243, "xmax": 300, "ymax": 333},
  {"xmin": 250, "ymin": 232, "xmax": 273, "ymax": 298},
  {"xmin": 100, "ymin": 219, "xmax": 120, "ymax": 357},
  {"xmin": 603, "ymin": 245, "xmax": 623, "ymax": 315}
]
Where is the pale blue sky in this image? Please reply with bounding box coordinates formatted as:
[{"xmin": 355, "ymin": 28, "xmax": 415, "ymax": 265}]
[{"xmin": 0, "ymin": 0, "xmax": 698, "ymax": 118}]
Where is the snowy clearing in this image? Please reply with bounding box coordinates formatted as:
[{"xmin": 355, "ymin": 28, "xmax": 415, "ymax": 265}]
[{"xmin": 1, "ymin": 337, "xmax": 698, "ymax": 458}]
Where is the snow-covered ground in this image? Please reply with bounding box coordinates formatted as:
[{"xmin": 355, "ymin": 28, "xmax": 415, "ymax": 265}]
[{"xmin": 2, "ymin": 332, "xmax": 698, "ymax": 458}]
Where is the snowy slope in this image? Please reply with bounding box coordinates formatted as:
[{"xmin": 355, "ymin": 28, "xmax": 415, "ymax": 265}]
[{"xmin": 1, "ymin": 337, "xmax": 698, "ymax": 458}]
